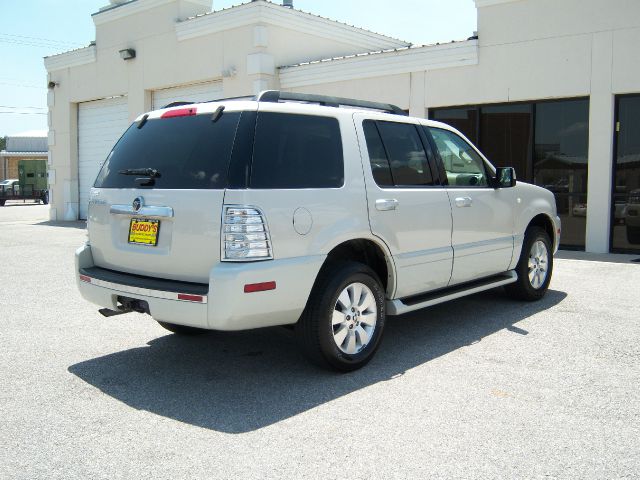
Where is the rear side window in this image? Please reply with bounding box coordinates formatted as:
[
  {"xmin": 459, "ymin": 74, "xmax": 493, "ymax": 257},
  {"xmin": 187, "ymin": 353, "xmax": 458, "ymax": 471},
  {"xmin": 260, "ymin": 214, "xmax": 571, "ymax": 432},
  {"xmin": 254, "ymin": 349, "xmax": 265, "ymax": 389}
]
[
  {"xmin": 250, "ymin": 112, "xmax": 344, "ymax": 189},
  {"xmin": 363, "ymin": 121, "xmax": 393, "ymax": 187},
  {"xmin": 363, "ymin": 120, "xmax": 435, "ymax": 187},
  {"xmin": 94, "ymin": 112, "xmax": 241, "ymax": 189}
]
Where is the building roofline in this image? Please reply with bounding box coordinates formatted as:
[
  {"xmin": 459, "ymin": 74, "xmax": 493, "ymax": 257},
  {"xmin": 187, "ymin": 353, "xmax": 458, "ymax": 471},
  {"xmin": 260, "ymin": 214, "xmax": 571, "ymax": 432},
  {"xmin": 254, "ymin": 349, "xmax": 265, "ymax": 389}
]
[
  {"xmin": 92, "ymin": 0, "xmax": 211, "ymax": 24},
  {"xmin": 177, "ymin": 0, "xmax": 410, "ymax": 50},
  {"xmin": 0, "ymin": 152, "xmax": 48, "ymax": 157},
  {"xmin": 279, "ymin": 39, "xmax": 479, "ymax": 89}
]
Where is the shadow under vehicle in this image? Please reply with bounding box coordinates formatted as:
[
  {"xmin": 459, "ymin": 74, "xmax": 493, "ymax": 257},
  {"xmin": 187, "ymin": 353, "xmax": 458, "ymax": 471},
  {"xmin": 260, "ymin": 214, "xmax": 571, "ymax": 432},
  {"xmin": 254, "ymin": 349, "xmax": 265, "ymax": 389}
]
[{"xmin": 69, "ymin": 287, "xmax": 566, "ymax": 434}]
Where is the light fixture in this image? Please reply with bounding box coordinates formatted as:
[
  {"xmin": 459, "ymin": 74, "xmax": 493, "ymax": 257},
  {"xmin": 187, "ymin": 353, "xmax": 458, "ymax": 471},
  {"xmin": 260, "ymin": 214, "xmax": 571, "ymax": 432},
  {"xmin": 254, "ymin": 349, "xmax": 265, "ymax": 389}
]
[
  {"xmin": 47, "ymin": 81, "xmax": 59, "ymax": 89},
  {"xmin": 119, "ymin": 48, "xmax": 136, "ymax": 60}
]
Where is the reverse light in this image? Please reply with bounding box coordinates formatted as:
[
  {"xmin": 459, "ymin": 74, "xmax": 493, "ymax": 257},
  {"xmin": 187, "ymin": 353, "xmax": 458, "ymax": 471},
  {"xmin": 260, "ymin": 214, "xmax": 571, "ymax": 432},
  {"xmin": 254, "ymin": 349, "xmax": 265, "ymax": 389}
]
[{"xmin": 222, "ymin": 206, "xmax": 273, "ymax": 261}]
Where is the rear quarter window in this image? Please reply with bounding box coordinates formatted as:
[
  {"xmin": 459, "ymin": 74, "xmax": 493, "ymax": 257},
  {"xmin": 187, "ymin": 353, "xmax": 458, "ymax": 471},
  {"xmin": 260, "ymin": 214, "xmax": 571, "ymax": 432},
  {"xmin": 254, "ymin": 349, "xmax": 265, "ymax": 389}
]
[
  {"xmin": 94, "ymin": 112, "xmax": 241, "ymax": 189},
  {"xmin": 250, "ymin": 112, "xmax": 344, "ymax": 189}
]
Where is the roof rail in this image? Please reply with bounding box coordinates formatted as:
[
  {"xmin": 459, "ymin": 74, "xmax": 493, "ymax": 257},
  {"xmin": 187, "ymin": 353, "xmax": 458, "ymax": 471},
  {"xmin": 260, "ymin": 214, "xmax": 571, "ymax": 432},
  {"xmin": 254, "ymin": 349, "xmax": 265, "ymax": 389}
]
[{"xmin": 256, "ymin": 90, "xmax": 408, "ymax": 116}]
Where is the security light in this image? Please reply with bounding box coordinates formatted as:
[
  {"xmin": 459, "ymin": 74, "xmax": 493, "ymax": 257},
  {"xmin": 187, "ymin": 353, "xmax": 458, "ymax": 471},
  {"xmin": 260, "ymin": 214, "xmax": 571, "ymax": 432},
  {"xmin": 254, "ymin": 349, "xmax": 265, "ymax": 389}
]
[{"xmin": 119, "ymin": 48, "xmax": 136, "ymax": 60}]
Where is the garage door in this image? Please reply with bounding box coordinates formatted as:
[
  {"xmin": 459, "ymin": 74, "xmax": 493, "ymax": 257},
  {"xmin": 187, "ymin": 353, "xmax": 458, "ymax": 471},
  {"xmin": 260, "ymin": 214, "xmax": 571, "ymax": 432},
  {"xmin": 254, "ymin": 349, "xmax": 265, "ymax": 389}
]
[
  {"xmin": 152, "ymin": 81, "xmax": 223, "ymax": 110},
  {"xmin": 78, "ymin": 96, "xmax": 130, "ymax": 220}
]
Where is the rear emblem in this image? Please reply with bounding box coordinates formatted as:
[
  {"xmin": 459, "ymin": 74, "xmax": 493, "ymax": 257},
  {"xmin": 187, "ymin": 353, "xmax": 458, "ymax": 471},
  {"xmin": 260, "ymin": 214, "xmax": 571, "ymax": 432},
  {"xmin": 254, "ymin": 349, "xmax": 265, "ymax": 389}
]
[{"xmin": 132, "ymin": 197, "xmax": 144, "ymax": 212}]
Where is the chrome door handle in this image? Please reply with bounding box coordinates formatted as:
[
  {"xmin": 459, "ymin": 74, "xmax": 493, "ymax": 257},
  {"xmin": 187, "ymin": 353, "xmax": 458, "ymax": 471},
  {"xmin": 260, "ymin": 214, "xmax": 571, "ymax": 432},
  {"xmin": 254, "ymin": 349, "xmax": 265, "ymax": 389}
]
[
  {"xmin": 454, "ymin": 196, "xmax": 473, "ymax": 208},
  {"xmin": 375, "ymin": 198, "xmax": 399, "ymax": 211}
]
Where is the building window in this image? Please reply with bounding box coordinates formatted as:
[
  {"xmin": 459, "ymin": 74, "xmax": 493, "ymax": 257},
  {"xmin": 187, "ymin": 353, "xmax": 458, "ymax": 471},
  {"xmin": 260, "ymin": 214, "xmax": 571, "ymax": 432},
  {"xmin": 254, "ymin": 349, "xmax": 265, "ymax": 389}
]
[
  {"xmin": 534, "ymin": 99, "xmax": 589, "ymax": 249},
  {"xmin": 612, "ymin": 95, "xmax": 640, "ymax": 252},
  {"xmin": 430, "ymin": 98, "xmax": 589, "ymax": 249}
]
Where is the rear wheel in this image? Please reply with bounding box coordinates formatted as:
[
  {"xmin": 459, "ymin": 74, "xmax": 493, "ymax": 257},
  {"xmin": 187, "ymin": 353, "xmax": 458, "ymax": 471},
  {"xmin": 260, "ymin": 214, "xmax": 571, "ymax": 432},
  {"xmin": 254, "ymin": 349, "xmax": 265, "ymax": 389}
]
[
  {"xmin": 505, "ymin": 226, "xmax": 553, "ymax": 301},
  {"xmin": 42, "ymin": 191, "xmax": 49, "ymax": 205},
  {"xmin": 156, "ymin": 321, "xmax": 208, "ymax": 335},
  {"xmin": 297, "ymin": 262, "xmax": 386, "ymax": 372},
  {"xmin": 0, "ymin": 200, "xmax": 5, "ymax": 207}
]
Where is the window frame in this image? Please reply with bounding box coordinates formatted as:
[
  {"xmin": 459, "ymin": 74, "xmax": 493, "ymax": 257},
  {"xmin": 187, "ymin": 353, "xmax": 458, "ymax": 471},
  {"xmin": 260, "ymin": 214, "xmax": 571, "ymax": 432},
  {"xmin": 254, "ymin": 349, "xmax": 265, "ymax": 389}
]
[
  {"xmin": 362, "ymin": 119, "xmax": 443, "ymax": 189},
  {"xmin": 424, "ymin": 126, "xmax": 496, "ymax": 189}
]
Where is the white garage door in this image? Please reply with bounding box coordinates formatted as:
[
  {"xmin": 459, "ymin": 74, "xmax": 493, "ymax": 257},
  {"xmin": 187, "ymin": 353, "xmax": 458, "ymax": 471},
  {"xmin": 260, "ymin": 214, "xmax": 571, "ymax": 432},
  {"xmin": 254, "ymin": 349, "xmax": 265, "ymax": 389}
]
[
  {"xmin": 78, "ymin": 96, "xmax": 130, "ymax": 219},
  {"xmin": 152, "ymin": 81, "xmax": 223, "ymax": 110}
]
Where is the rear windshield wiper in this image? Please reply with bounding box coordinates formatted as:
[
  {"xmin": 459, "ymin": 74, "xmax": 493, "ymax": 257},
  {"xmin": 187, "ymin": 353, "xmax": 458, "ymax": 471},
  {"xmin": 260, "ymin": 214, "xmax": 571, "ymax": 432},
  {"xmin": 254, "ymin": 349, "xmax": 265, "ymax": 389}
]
[{"xmin": 118, "ymin": 168, "xmax": 161, "ymax": 178}]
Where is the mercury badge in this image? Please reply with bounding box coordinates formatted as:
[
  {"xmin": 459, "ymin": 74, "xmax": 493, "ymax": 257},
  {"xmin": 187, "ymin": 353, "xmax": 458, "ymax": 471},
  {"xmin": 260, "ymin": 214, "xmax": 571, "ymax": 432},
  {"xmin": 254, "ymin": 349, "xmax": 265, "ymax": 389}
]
[{"xmin": 132, "ymin": 196, "xmax": 144, "ymax": 212}]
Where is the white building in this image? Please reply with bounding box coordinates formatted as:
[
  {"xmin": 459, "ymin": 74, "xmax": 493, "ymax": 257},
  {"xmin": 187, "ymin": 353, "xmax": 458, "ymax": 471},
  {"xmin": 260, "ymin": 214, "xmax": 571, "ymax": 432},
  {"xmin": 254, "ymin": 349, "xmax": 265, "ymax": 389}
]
[{"xmin": 44, "ymin": 0, "xmax": 640, "ymax": 253}]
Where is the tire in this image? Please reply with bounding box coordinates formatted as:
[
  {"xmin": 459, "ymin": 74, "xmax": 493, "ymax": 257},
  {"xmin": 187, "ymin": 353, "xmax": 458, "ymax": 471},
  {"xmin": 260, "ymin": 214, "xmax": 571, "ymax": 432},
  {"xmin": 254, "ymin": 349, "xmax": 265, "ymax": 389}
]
[
  {"xmin": 42, "ymin": 191, "xmax": 49, "ymax": 205},
  {"xmin": 0, "ymin": 200, "xmax": 5, "ymax": 207},
  {"xmin": 296, "ymin": 261, "xmax": 386, "ymax": 372},
  {"xmin": 505, "ymin": 226, "xmax": 553, "ymax": 301},
  {"xmin": 626, "ymin": 225, "xmax": 640, "ymax": 245},
  {"xmin": 156, "ymin": 321, "xmax": 208, "ymax": 335}
]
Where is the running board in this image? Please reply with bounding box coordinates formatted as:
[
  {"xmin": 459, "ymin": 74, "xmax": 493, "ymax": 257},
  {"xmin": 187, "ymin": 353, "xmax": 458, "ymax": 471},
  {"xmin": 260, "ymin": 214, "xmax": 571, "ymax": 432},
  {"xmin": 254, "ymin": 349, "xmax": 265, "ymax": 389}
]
[{"xmin": 386, "ymin": 271, "xmax": 517, "ymax": 316}]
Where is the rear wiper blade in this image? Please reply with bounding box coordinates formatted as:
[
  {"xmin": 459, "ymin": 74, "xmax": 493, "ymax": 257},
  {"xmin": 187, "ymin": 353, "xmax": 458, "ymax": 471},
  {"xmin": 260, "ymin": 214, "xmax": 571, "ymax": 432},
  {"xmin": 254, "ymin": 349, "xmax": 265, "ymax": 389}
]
[{"xmin": 118, "ymin": 168, "xmax": 161, "ymax": 178}]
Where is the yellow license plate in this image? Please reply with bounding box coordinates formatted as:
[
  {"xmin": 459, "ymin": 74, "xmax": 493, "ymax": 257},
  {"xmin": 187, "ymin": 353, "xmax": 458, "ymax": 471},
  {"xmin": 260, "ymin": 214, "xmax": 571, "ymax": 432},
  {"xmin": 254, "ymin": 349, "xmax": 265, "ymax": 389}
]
[{"xmin": 128, "ymin": 218, "xmax": 160, "ymax": 246}]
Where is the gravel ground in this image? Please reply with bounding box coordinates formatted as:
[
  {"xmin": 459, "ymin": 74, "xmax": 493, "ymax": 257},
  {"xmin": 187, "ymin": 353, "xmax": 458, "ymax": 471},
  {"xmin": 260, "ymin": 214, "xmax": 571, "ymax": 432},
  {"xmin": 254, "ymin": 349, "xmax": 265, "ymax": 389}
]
[{"xmin": 1, "ymin": 205, "xmax": 639, "ymax": 479}]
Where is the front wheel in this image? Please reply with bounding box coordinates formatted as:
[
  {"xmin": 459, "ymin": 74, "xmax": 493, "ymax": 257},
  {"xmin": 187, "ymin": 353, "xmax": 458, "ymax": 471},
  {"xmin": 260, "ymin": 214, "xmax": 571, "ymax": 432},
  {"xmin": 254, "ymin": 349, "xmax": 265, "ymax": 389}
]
[
  {"xmin": 297, "ymin": 262, "xmax": 386, "ymax": 372},
  {"xmin": 505, "ymin": 226, "xmax": 553, "ymax": 301}
]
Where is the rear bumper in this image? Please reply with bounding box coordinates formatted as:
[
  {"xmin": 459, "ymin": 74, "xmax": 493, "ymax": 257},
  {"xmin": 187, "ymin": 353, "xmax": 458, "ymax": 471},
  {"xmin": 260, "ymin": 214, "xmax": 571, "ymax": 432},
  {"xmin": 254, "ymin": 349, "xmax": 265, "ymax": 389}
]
[{"xmin": 76, "ymin": 243, "xmax": 325, "ymax": 331}]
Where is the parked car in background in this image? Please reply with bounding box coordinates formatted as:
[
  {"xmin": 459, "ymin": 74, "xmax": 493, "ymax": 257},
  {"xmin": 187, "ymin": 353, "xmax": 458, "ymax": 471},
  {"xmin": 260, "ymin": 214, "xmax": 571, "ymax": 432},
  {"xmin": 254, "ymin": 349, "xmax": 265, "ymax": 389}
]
[
  {"xmin": 0, "ymin": 179, "xmax": 20, "ymax": 196},
  {"xmin": 572, "ymin": 203, "xmax": 587, "ymax": 217}
]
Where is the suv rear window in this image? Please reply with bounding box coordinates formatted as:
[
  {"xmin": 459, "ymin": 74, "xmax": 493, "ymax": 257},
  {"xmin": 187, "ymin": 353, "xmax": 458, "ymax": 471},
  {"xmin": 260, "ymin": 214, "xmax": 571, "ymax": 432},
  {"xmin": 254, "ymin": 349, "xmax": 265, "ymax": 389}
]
[
  {"xmin": 250, "ymin": 112, "xmax": 344, "ymax": 189},
  {"xmin": 94, "ymin": 112, "xmax": 241, "ymax": 189}
]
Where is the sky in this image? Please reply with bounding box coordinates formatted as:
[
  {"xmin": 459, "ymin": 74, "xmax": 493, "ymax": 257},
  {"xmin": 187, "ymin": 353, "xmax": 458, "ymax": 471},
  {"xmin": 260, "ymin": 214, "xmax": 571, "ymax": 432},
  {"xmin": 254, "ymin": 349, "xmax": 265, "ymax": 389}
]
[{"xmin": 0, "ymin": 0, "xmax": 477, "ymax": 137}]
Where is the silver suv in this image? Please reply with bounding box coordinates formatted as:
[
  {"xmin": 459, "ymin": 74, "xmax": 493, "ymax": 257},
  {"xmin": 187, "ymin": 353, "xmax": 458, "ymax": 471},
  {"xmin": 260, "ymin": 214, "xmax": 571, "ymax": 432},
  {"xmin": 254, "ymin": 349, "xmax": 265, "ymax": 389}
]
[{"xmin": 77, "ymin": 91, "xmax": 560, "ymax": 371}]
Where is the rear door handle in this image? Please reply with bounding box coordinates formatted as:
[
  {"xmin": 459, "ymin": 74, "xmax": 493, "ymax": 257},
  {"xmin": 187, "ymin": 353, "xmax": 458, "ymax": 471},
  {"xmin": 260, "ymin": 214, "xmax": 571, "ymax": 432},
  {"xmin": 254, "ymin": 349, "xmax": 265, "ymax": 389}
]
[
  {"xmin": 454, "ymin": 196, "xmax": 473, "ymax": 208},
  {"xmin": 375, "ymin": 198, "xmax": 399, "ymax": 211}
]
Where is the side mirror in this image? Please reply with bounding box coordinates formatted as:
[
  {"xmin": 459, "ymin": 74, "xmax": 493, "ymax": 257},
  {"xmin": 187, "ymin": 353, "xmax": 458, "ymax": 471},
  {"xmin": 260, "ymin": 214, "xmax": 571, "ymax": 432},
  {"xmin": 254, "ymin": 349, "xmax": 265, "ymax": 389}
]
[{"xmin": 493, "ymin": 167, "xmax": 516, "ymax": 188}]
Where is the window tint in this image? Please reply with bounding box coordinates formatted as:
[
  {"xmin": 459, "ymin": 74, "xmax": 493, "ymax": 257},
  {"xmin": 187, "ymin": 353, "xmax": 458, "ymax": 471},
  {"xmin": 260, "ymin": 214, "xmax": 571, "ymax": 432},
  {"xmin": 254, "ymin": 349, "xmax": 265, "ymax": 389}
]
[
  {"xmin": 250, "ymin": 112, "xmax": 343, "ymax": 189},
  {"xmin": 94, "ymin": 112, "xmax": 241, "ymax": 189},
  {"xmin": 363, "ymin": 121, "xmax": 393, "ymax": 187},
  {"xmin": 375, "ymin": 121, "xmax": 434, "ymax": 187},
  {"xmin": 429, "ymin": 127, "xmax": 488, "ymax": 187}
]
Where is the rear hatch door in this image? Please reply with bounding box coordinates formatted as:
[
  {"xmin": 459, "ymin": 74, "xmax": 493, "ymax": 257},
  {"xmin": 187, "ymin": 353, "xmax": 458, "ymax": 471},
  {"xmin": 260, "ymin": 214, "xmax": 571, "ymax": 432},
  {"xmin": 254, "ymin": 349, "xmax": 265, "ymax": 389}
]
[{"xmin": 88, "ymin": 103, "xmax": 252, "ymax": 284}]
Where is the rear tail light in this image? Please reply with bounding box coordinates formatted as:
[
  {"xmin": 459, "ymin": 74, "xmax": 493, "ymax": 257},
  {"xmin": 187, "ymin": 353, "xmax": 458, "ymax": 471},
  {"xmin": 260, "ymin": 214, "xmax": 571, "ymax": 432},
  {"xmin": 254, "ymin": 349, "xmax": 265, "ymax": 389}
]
[{"xmin": 222, "ymin": 206, "xmax": 273, "ymax": 261}]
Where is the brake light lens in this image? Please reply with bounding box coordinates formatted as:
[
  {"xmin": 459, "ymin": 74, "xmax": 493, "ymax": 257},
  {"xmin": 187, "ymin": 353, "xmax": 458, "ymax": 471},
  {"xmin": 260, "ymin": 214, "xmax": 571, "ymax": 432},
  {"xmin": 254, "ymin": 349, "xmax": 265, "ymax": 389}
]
[
  {"xmin": 161, "ymin": 107, "xmax": 197, "ymax": 119},
  {"xmin": 222, "ymin": 206, "xmax": 273, "ymax": 261}
]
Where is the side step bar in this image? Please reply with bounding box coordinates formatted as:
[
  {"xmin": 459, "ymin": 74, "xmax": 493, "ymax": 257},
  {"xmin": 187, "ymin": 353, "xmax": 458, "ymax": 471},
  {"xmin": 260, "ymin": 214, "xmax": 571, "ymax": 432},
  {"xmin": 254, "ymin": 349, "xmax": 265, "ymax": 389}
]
[{"xmin": 386, "ymin": 271, "xmax": 517, "ymax": 316}]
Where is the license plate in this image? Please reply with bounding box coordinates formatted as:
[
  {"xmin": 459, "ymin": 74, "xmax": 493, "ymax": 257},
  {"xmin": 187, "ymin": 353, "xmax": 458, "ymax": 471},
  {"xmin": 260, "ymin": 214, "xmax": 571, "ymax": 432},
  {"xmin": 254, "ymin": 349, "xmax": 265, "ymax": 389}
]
[{"xmin": 128, "ymin": 218, "xmax": 160, "ymax": 246}]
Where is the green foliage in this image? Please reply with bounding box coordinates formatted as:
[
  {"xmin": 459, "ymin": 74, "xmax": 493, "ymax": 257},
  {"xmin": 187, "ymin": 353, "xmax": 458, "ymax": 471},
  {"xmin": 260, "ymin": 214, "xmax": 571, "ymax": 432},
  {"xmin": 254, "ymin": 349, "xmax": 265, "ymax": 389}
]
[{"xmin": 0, "ymin": 136, "xmax": 6, "ymax": 151}]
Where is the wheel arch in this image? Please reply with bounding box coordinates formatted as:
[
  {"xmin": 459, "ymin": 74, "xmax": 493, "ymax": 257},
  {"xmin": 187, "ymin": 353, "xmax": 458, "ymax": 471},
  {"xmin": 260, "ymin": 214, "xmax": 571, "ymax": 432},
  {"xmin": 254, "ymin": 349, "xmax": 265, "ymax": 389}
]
[
  {"xmin": 318, "ymin": 238, "xmax": 396, "ymax": 298},
  {"xmin": 527, "ymin": 213, "xmax": 557, "ymax": 248}
]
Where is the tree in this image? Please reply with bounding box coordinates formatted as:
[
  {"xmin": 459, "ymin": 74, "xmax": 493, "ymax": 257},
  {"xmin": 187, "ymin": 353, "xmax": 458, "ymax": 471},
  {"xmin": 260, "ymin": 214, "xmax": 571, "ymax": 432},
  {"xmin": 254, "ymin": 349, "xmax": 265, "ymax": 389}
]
[{"xmin": 0, "ymin": 136, "xmax": 5, "ymax": 151}]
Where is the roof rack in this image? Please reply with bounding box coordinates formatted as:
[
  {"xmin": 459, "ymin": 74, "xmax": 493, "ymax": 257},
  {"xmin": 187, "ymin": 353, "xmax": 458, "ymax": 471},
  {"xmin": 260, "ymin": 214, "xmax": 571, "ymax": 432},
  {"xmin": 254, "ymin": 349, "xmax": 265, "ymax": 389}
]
[
  {"xmin": 256, "ymin": 90, "xmax": 408, "ymax": 116},
  {"xmin": 162, "ymin": 95, "xmax": 254, "ymax": 109}
]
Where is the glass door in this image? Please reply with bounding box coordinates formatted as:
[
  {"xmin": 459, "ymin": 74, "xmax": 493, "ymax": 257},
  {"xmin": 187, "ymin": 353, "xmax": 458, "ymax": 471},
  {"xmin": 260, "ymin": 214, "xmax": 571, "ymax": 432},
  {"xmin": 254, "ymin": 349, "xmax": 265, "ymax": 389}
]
[{"xmin": 612, "ymin": 95, "xmax": 640, "ymax": 252}]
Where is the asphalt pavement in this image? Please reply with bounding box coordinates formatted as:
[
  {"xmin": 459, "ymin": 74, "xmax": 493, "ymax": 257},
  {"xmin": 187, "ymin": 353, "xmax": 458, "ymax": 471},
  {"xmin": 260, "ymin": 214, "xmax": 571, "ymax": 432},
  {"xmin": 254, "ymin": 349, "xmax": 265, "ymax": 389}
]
[{"xmin": 1, "ymin": 204, "xmax": 639, "ymax": 479}]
